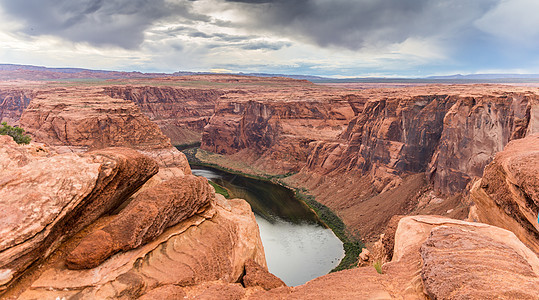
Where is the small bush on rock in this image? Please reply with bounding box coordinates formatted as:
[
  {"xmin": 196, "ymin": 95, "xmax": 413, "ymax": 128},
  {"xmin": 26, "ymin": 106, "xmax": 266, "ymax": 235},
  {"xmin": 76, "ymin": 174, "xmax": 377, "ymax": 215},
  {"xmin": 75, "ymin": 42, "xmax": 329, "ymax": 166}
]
[{"xmin": 0, "ymin": 121, "xmax": 31, "ymax": 144}]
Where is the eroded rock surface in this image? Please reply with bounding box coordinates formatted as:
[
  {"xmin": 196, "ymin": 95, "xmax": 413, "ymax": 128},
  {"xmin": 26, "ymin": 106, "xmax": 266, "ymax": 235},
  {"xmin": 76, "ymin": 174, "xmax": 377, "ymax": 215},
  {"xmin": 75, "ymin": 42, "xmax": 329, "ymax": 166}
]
[
  {"xmin": 0, "ymin": 146, "xmax": 158, "ymax": 291},
  {"xmin": 242, "ymin": 259, "xmax": 286, "ymax": 291},
  {"xmin": 67, "ymin": 175, "xmax": 214, "ymax": 269},
  {"xmin": 105, "ymin": 85, "xmax": 225, "ymax": 145},
  {"xmin": 19, "ymin": 87, "xmax": 171, "ymax": 151},
  {"xmin": 421, "ymin": 226, "xmax": 539, "ymax": 300},
  {"xmin": 17, "ymin": 198, "xmax": 265, "ymax": 299},
  {"xmin": 200, "ymin": 84, "xmax": 539, "ymax": 240},
  {"xmin": 17, "ymin": 86, "xmax": 191, "ymax": 174},
  {"xmin": 469, "ymin": 133, "xmax": 539, "ymax": 254},
  {"xmin": 0, "ymin": 88, "xmax": 33, "ymax": 125}
]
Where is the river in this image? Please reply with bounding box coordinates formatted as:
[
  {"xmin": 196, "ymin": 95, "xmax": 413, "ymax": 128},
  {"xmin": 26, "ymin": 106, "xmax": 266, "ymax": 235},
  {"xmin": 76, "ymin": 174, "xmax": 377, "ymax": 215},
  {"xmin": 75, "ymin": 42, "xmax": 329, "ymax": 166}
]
[{"xmin": 190, "ymin": 165, "xmax": 344, "ymax": 286}]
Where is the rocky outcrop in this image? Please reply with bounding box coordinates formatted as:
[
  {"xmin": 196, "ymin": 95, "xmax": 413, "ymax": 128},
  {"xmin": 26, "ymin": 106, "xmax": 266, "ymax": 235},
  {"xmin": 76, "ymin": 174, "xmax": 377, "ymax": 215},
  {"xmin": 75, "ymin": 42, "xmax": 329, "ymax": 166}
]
[
  {"xmin": 105, "ymin": 86, "xmax": 225, "ymax": 145},
  {"xmin": 469, "ymin": 134, "xmax": 539, "ymax": 254},
  {"xmin": 201, "ymin": 85, "xmax": 538, "ymax": 240},
  {"xmin": 303, "ymin": 89, "xmax": 536, "ymax": 195},
  {"xmin": 242, "ymin": 259, "xmax": 286, "ymax": 291},
  {"xmin": 19, "ymin": 87, "xmax": 171, "ymax": 151},
  {"xmin": 17, "ymin": 86, "xmax": 191, "ymax": 174},
  {"xmin": 16, "ymin": 198, "xmax": 265, "ymax": 299},
  {"xmin": 0, "ymin": 88, "xmax": 33, "ymax": 125},
  {"xmin": 202, "ymin": 92, "xmax": 364, "ymax": 174},
  {"xmin": 66, "ymin": 175, "xmax": 214, "ymax": 269},
  {"xmin": 421, "ymin": 226, "xmax": 539, "ymax": 299},
  {"xmin": 0, "ymin": 135, "xmax": 266, "ymax": 299},
  {"xmin": 428, "ymin": 92, "xmax": 537, "ymax": 194},
  {"xmin": 246, "ymin": 216, "xmax": 539, "ymax": 299},
  {"xmin": 0, "ymin": 145, "xmax": 158, "ymax": 291}
]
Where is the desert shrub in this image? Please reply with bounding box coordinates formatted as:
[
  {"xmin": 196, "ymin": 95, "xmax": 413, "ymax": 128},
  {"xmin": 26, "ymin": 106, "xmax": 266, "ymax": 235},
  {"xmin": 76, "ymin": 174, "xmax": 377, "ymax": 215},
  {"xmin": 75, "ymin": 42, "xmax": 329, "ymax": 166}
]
[
  {"xmin": 373, "ymin": 261, "xmax": 383, "ymax": 274},
  {"xmin": 0, "ymin": 122, "xmax": 31, "ymax": 144},
  {"xmin": 208, "ymin": 181, "xmax": 230, "ymax": 198}
]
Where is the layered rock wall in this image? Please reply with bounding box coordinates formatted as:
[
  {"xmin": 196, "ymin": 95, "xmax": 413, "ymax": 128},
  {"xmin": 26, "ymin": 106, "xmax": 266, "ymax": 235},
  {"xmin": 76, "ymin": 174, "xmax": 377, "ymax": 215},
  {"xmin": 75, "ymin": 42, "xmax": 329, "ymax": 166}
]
[
  {"xmin": 104, "ymin": 86, "xmax": 225, "ymax": 145},
  {"xmin": 200, "ymin": 85, "xmax": 539, "ymax": 240},
  {"xmin": 0, "ymin": 89, "xmax": 33, "ymax": 125},
  {"xmin": 0, "ymin": 144, "xmax": 158, "ymax": 291},
  {"xmin": 469, "ymin": 134, "xmax": 539, "ymax": 254},
  {"xmin": 202, "ymin": 93, "xmax": 364, "ymax": 173}
]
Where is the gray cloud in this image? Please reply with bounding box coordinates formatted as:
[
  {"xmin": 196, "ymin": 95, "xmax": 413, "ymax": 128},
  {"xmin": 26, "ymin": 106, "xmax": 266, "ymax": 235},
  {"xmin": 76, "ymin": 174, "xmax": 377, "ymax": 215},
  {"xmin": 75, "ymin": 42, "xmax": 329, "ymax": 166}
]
[
  {"xmin": 240, "ymin": 41, "xmax": 291, "ymax": 50},
  {"xmin": 223, "ymin": 0, "xmax": 498, "ymax": 50},
  {"xmin": 0, "ymin": 0, "xmax": 207, "ymax": 49}
]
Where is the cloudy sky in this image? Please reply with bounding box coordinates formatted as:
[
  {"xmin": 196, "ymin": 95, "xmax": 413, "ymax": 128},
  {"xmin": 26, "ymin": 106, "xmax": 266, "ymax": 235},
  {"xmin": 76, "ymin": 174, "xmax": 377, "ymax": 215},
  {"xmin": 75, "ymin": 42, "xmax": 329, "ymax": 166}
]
[{"xmin": 1, "ymin": 0, "xmax": 538, "ymax": 77}]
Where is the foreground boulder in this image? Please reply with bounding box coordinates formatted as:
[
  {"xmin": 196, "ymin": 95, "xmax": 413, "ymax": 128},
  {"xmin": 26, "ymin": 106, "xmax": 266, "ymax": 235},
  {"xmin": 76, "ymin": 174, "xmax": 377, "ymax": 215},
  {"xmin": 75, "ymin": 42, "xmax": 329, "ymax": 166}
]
[
  {"xmin": 67, "ymin": 175, "xmax": 215, "ymax": 269},
  {"xmin": 242, "ymin": 259, "xmax": 286, "ymax": 291},
  {"xmin": 469, "ymin": 133, "xmax": 539, "ymax": 254},
  {"xmin": 421, "ymin": 226, "xmax": 539, "ymax": 299},
  {"xmin": 0, "ymin": 145, "xmax": 158, "ymax": 292},
  {"xmin": 16, "ymin": 197, "xmax": 266, "ymax": 299}
]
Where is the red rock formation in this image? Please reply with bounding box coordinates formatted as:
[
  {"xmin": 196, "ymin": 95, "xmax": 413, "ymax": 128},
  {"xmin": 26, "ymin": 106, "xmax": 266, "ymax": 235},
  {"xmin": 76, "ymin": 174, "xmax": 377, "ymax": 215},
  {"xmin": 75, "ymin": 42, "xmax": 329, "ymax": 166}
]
[
  {"xmin": 67, "ymin": 175, "xmax": 214, "ymax": 269},
  {"xmin": 200, "ymin": 84, "xmax": 539, "ymax": 240},
  {"xmin": 421, "ymin": 226, "xmax": 539, "ymax": 299},
  {"xmin": 104, "ymin": 85, "xmax": 225, "ymax": 145},
  {"xmin": 17, "ymin": 86, "xmax": 192, "ymax": 175},
  {"xmin": 202, "ymin": 92, "xmax": 364, "ymax": 173},
  {"xmin": 0, "ymin": 88, "xmax": 33, "ymax": 125},
  {"xmin": 247, "ymin": 216, "xmax": 539, "ymax": 299},
  {"xmin": 0, "ymin": 146, "xmax": 157, "ymax": 291},
  {"xmin": 242, "ymin": 259, "xmax": 286, "ymax": 291},
  {"xmin": 428, "ymin": 92, "xmax": 536, "ymax": 194},
  {"xmin": 15, "ymin": 198, "xmax": 266, "ymax": 299},
  {"xmin": 469, "ymin": 133, "xmax": 539, "ymax": 254},
  {"xmin": 19, "ymin": 87, "xmax": 171, "ymax": 151}
]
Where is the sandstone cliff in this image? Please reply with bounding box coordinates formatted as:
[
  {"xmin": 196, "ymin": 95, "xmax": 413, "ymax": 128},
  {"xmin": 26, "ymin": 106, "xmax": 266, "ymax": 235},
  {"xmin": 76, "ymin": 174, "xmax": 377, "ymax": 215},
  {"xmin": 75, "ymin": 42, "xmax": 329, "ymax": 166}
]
[
  {"xmin": 104, "ymin": 85, "xmax": 225, "ymax": 145},
  {"xmin": 200, "ymin": 85, "xmax": 539, "ymax": 241},
  {"xmin": 17, "ymin": 86, "xmax": 191, "ymax": 174},
  {"xmin": 202, "ymin": 91, "xmax": 365, "ymax": 174},
  {"xmin": 0, "ymin": 88, "xmax": 33, "ymax": 125}
]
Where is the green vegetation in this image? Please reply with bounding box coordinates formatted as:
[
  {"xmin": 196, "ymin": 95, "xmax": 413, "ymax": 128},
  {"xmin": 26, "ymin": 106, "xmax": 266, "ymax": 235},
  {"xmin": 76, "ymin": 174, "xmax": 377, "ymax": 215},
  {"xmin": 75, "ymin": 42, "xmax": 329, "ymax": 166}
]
[
  {"xmin": 373, "ymin": 261, "xmax": 383, "ymax": 274},
  {"xmin": 174, "ymin": 141, "xmax": 201, "ymax": 151},
  {"xmin": 0, "ymin": 122, "xmax": 31, "ymax": 144},
  {"xmin": 295, "ymin": 190, "xmax": 364, "ymax": 272},
  {"xmin": 182, "ymin": 148, "xmax": 284, "ymax": 181},
  {"xmin": 208, "ymin": 181, "xmax": 230, "ymax": 198}
]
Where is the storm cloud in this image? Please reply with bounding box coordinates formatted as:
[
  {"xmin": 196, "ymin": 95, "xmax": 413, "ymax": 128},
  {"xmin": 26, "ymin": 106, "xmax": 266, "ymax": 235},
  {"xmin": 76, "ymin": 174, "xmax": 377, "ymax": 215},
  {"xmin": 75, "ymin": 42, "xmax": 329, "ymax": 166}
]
[
  {"xmin": 1, "ymin": 0, "xmax": 500, "ymax": 51},
  {"xmin": 0, "ymin": 0, "xmax": 206, "ymax": 49},
  {"xmin": 222, "ymin": 0, "xmax": 497, "ymax": 50}
]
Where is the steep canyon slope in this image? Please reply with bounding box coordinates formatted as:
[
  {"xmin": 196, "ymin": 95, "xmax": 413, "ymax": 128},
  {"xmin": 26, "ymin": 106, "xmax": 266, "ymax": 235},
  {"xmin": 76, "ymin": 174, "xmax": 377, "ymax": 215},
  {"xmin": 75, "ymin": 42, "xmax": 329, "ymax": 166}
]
[{"xmin": 199, "ymin": 84, "xmax": 539, "ymax": 243}]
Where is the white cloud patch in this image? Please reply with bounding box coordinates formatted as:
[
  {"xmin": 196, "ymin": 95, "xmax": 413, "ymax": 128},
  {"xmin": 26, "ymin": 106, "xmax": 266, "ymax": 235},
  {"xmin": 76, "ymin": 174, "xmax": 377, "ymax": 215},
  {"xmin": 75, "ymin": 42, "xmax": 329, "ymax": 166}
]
[{"xmin": 475, "ymin": 0, "xmax": 539, "ymax": 46}]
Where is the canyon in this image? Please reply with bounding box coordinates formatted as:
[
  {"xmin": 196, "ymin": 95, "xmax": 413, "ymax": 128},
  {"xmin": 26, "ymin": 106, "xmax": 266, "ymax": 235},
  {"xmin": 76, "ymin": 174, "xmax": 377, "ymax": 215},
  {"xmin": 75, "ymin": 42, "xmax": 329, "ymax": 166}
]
[{"xmin": 0, "ymin": 75, "xmax": 538, "ymax": 299}]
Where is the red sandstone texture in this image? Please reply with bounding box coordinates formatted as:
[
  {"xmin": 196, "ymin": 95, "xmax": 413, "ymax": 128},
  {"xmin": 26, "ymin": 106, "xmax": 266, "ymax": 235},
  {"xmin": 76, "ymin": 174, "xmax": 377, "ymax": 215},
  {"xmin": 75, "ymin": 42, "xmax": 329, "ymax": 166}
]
[
  {"xmin": 104, "ymin": 85, "xmax": 225, "ymax": 145},
  {"xmin": 0, "ymin": 145, "xmax": 158, "ymax": 292},
  {"xmin": 66, "ymin": 175, "xmax": 214, "ymax": 269},
  {"xmin": 0, "ymin": 128, "xmax": 266, "ymax": 299},
  {"xmin": 469, "ymin": 133, "xmax": 539, "ymax": 254}
]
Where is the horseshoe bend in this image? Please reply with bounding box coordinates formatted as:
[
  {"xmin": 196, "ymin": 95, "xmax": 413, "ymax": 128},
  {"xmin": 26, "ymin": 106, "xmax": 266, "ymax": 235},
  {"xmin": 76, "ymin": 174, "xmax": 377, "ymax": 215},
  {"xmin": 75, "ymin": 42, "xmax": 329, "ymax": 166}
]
[{"xmin": 0, "ymin": 73, "xmax": 538, "ymax": 299}]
